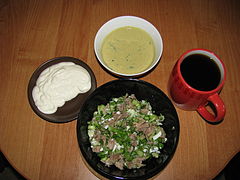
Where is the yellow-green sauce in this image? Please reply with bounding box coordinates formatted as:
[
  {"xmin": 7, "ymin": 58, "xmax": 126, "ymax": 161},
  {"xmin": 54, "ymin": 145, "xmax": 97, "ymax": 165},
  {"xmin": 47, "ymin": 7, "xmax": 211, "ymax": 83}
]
[{"xmin": 101, "ymin": 26, "xmax": 155, "ymax": 74}]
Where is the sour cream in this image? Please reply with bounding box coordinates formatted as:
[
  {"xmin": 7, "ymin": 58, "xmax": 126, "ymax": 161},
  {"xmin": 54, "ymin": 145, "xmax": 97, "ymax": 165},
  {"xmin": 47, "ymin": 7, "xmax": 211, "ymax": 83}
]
[{"xmin": 32, "ymin": 62, "xmax": 91, "ymax": 114}]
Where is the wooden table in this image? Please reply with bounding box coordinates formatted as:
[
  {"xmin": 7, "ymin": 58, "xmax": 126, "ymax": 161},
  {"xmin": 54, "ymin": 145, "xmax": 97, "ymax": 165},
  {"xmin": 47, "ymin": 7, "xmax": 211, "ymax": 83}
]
[{"xmin": 0, "ymin": 0, "xmax": 240, "ymax": 179}]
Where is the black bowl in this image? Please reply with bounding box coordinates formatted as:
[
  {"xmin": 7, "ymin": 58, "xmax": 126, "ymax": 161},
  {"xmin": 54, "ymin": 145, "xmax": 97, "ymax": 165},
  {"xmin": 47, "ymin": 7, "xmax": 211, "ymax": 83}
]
[{"xmin": 77, "ymin": 79, "xmax": 179, "ymax": 180}]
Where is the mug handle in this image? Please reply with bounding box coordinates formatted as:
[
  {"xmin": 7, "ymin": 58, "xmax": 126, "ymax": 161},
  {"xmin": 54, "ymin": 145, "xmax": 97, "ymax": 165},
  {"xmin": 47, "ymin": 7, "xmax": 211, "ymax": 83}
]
[{"xmin": 197, "ymin": 93, "xmax": 226, "ymax": 123}]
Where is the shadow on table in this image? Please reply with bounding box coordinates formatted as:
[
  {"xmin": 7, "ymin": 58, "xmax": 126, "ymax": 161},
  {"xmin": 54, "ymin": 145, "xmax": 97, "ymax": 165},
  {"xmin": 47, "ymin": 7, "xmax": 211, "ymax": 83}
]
[
  {"xmin": 213, "ymin": 151, "xmax": 240, "ymax": 180},
  {"xmin": 0, "ymin": 151, "xmax": 26, "ymax": 180}
]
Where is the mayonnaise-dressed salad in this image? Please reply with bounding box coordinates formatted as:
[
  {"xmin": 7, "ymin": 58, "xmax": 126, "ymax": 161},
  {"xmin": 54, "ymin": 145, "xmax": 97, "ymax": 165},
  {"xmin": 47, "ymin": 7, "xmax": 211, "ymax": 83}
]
[{"xmin": 32, "ymin": 62, "xmax": 91, "ymax": 114}]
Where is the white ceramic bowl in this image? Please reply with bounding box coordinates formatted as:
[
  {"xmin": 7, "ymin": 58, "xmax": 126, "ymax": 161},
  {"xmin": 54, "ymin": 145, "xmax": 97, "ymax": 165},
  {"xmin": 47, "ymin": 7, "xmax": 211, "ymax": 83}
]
[{"xmin": 94, "ymin": 16, "xmax": 163, "ymax": 77}]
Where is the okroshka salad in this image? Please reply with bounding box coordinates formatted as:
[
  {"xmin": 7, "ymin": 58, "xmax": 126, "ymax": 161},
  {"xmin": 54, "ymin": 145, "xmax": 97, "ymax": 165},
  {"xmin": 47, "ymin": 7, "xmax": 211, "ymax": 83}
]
[{"xmin": 88, "ymin": 94, "xmax": 167, "ymax": 170}]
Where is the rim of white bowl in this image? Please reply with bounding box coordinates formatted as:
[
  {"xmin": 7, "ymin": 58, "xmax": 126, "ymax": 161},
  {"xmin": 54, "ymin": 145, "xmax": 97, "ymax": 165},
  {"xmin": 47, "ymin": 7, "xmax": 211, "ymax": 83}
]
[{"xmin": 94, "ymin": 15, "xmax": 163, "ymax": 77}]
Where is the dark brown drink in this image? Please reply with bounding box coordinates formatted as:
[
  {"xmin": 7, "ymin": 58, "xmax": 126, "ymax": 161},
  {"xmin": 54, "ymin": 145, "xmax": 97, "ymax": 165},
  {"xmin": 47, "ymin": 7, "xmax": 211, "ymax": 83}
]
[{"xmin": 180, "ymin": 54, "xmax": 221, "ymax": 91}]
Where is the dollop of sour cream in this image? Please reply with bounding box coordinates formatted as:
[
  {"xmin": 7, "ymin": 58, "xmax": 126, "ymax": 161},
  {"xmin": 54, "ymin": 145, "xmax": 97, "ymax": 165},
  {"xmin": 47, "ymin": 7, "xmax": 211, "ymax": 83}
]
[{"xmin": 32, "ymin": 62, "xmax": 91, "ymax": 114}]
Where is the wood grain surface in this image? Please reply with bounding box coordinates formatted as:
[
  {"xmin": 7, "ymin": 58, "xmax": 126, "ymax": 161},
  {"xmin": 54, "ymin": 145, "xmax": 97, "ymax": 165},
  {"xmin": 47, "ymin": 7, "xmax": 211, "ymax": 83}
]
[{"xmin": 0, "ymin": 0, "xmax": 240, "ymax": 180}]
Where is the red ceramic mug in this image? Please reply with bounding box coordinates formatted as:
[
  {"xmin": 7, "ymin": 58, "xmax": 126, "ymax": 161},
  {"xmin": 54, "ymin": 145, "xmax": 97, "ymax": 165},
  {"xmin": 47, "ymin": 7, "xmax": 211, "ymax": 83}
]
[{"xmin": 168, "ymin": 49, "xmax": 226, "ymax": 123}]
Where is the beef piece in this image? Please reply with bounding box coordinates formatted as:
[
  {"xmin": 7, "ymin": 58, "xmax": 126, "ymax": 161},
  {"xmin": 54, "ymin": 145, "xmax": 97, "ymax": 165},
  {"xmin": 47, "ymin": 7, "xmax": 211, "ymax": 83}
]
[
  {"xmin": 92, "ymin": 146, "xmax": 101, "ymax": 152},
  {"xmin": 105, "ymin": 154, "xmax": 121, "ymax": 166},
  {"xmin": 107, "ymin": 139, "xmax": 116, "ymax": 150},
  {"xmin": 115, "ymin": 158, "xmax": 124, "ymax": 170},
  {"xmin": 135, "ymin": 122, "xmax": 149, "ymax": 132},
  {"xmin": 144, "ymin": 125, "xmax": 155, "ymax": 136},
  {"xmin": 93, "ymin": 130, "xmax": 101, "ymax": 141},
  {"xmin": 140, "ymin": 108, "xmax": 149, "ymax": 114}
]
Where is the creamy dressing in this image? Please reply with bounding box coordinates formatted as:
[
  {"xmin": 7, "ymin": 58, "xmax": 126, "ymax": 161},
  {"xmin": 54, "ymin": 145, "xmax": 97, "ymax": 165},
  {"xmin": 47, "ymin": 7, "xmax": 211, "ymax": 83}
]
[
  {"xmin": 101, "ymin": 26, "xmax": 155, "ymax": 74},
  {"xmin": 32, "ymin": 62, "xmax": 91, "ymax": 114}
]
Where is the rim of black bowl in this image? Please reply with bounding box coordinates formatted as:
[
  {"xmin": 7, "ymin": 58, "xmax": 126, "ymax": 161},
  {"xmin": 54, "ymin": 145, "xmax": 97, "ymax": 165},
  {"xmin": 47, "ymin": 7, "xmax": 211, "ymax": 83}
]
[
  {"xmin": 27, "ymin": 56, "xmax": 97, "ymax": 123},
  {"xmin": 77, "ymin": 79, "xmax": 180, "ymax": 180}
]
